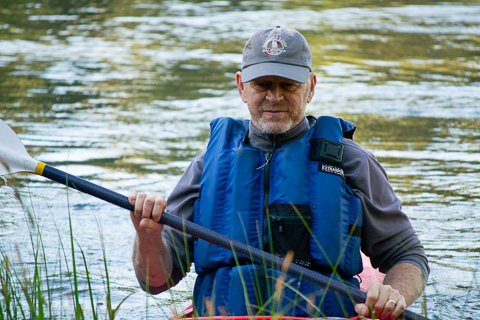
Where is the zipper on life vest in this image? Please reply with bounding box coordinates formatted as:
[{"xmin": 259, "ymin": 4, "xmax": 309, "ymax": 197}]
[{"xmin": 262, "ymin": 139, "xmax": 277, "ymax": 252}]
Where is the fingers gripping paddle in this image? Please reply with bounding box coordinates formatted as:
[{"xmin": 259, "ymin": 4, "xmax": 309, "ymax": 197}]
[{"xmin": 0, "ymin": 120, "xmax": 426, "ymax": 320}]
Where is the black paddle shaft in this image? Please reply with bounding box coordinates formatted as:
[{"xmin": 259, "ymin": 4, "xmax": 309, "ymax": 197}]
[{"xmin": 41, "ymin": 164, "xmax": 427, "ymax": 320}]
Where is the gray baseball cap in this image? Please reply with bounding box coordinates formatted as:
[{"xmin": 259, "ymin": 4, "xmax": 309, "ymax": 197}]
[{"xmin": 241, "ymin": 26, "xmax": 312, "ymax": 83}]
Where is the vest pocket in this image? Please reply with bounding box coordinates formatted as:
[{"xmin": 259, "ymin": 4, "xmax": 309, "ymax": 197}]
[{"xmin": 269, "ymin": 203, "xmax": 312, "ymax": 268}]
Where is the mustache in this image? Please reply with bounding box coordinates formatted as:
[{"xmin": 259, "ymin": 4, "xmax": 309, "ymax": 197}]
[{"xmin": 259, "ymin": 102, "xmax": 290, "ymax": 112}]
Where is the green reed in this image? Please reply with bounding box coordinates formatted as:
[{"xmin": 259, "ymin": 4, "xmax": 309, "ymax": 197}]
[{"xmin": 0, "ymin": 181, "xmax": 135, "ymax": 320}]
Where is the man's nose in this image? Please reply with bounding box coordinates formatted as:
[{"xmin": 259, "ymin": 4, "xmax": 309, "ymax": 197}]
[{"xmin": 266, "ymin": 86, "xmax": 284, "ymax": 103}]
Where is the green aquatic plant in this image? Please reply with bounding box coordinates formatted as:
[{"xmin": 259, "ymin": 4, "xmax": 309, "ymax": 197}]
[{"xmin": 0, "ymin": 182, "xmax": 136, "ymax": 320}]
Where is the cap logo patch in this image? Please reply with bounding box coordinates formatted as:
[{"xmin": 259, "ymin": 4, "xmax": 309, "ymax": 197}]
[{"xmin": 263, "ymin": 36, "xmax": 287, "ymax": 56}]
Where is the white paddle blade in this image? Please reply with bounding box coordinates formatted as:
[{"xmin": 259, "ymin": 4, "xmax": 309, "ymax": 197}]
[{"xmin": 0, "ymin": 119, "xmax": 38, "ymax": 176}]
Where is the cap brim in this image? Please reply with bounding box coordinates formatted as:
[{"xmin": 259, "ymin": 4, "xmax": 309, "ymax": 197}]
[{"xmin": 241, "ymin": 62, "xmax": 310, "ymax": 83}]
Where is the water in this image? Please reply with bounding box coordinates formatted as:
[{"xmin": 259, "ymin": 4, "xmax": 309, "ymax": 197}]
[{"xmin": 0, "ymin": 0, "xmax": 479, "ymax": 319}]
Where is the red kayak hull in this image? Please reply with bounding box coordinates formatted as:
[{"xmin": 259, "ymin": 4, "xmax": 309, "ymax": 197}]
[{"xmin": 182, "ymin": 316, "xmax": 362, "ymax": 320}]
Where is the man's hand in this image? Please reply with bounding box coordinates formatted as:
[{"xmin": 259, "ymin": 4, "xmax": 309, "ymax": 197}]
[
  {"xmin": 355, "ymin": 262, "xmax": 425, "ymax": 320},
  {"xmin": 129, "ymin": 191, "xmax": 167, "ymax": 236},
  {"xmin": 129, "ymin": 191, "xmax": 172, "ymax": 288},
  {"xmin": 355, "ymin": 282, "xmax": 406, "ymax": 319}
]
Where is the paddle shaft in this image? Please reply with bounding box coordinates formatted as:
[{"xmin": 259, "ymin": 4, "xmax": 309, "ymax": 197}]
[{"xmin": 40, "ymin": 163, "xmax": 425, "ymax": 320}]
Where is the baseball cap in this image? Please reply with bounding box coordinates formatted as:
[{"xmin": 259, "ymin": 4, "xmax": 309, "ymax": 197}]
[{"xmin": 241, "ymin": 26, "xmax": 312, "ymax": 83}]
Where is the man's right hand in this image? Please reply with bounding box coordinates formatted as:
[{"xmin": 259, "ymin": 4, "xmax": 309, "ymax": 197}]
[
  {"xmin": 129, "ymin": 191, "xmax": 167, "ymax": 236},
  {"xmin": 129, "ymin": 191, "xmax": 173, "ymax": 289}
]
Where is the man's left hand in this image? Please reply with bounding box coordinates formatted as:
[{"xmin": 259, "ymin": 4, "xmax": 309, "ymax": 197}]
[{"xmin": 355, "ymin": 282, "xmax": 406, "ymax": 319}]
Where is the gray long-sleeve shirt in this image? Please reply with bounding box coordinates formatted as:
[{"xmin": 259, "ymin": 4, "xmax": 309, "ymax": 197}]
[{"xmin": 139, "ymin": 116, "xmax": 429, "ymax": 293}]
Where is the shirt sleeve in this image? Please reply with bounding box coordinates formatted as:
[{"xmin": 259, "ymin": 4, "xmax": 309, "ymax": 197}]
[
  {"xmin": 135, "ymin": 152, "xmax": 205, "ymax": 294},
  {"xmin": 343, "ymin": 139, "xmax": 430, "ymax": 282}
]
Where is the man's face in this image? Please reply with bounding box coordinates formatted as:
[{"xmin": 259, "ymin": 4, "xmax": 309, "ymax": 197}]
[{"xmin": 236, "ymin": 73, "xmax": 316, "ymax": 135}]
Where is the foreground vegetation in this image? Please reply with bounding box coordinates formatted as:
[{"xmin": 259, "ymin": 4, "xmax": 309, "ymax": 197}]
[{"xmin": 0, "ymin": 192, "xmax": 132, "ymax": 320}]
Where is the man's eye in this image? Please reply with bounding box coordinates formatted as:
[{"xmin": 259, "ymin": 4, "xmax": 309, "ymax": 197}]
[
  {"xmin": 281, "ymin": 83, "xmax": 297, "ymax": 91},
  {"xmin": 256, "ymin": 82, "xmax": 269, "ymax": 89}
]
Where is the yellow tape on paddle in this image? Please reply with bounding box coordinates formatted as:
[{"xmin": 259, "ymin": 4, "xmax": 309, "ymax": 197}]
[{"xmin": 34, "ymin": 162, "xmax": 46, "ymax": 175}]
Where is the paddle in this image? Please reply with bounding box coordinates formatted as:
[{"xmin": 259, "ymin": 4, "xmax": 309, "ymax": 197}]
[{"xmin": 0, "ymin": 119, "xmax": 426, "ymax": 320}]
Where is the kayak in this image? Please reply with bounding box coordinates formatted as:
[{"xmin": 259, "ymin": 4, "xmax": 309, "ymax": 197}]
[
  {"xmin": 181, "ymin": 316, "xmax": 362, "ymax": 320},
  {"xmin": 173, "ymin": 253, "xmax": 384, "ymax": 320},
  {"xmin": 176, "ymin": 308, "xmax": 364, "ymax": 320}
]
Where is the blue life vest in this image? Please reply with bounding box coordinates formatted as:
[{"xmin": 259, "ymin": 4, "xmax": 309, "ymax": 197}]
[{"xmin": 192, "ymin": 116, "xmax": 363, "ymax": 318}]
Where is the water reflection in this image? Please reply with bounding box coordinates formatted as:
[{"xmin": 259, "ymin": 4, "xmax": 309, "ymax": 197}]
[{"xmin": 1, "ymin": 0, "xmax": 479, "ymax": 319}]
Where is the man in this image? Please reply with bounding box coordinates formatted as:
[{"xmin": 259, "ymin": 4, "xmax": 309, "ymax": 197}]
[{"xmin": 129, "ymin": 26, "xmax": 429, "ymax": 319}]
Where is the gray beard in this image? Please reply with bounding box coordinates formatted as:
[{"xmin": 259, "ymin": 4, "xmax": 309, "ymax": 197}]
[{"xmin": 253, "ymin": 117, "xmax": 297, "ymax": 135}]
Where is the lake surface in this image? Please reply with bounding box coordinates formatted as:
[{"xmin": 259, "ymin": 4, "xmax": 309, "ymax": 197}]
[{"xmin": 0, "ymin": 0, "xmax": 479, "ymax": 319}]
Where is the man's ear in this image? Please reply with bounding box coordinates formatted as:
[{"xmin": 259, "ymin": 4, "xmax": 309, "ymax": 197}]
[
  {"xmin": 236, "ymin": 72, "xmax": 248, "ymax": 103},
  {"xmin": 307, "ymin": 73, "xmax": 317, "ymax": 103}
]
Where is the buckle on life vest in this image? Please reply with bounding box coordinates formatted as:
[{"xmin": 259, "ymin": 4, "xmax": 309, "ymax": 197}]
[{"xmin": 309, "ymin": 138, "xmax": 344, "ymax": 167}]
